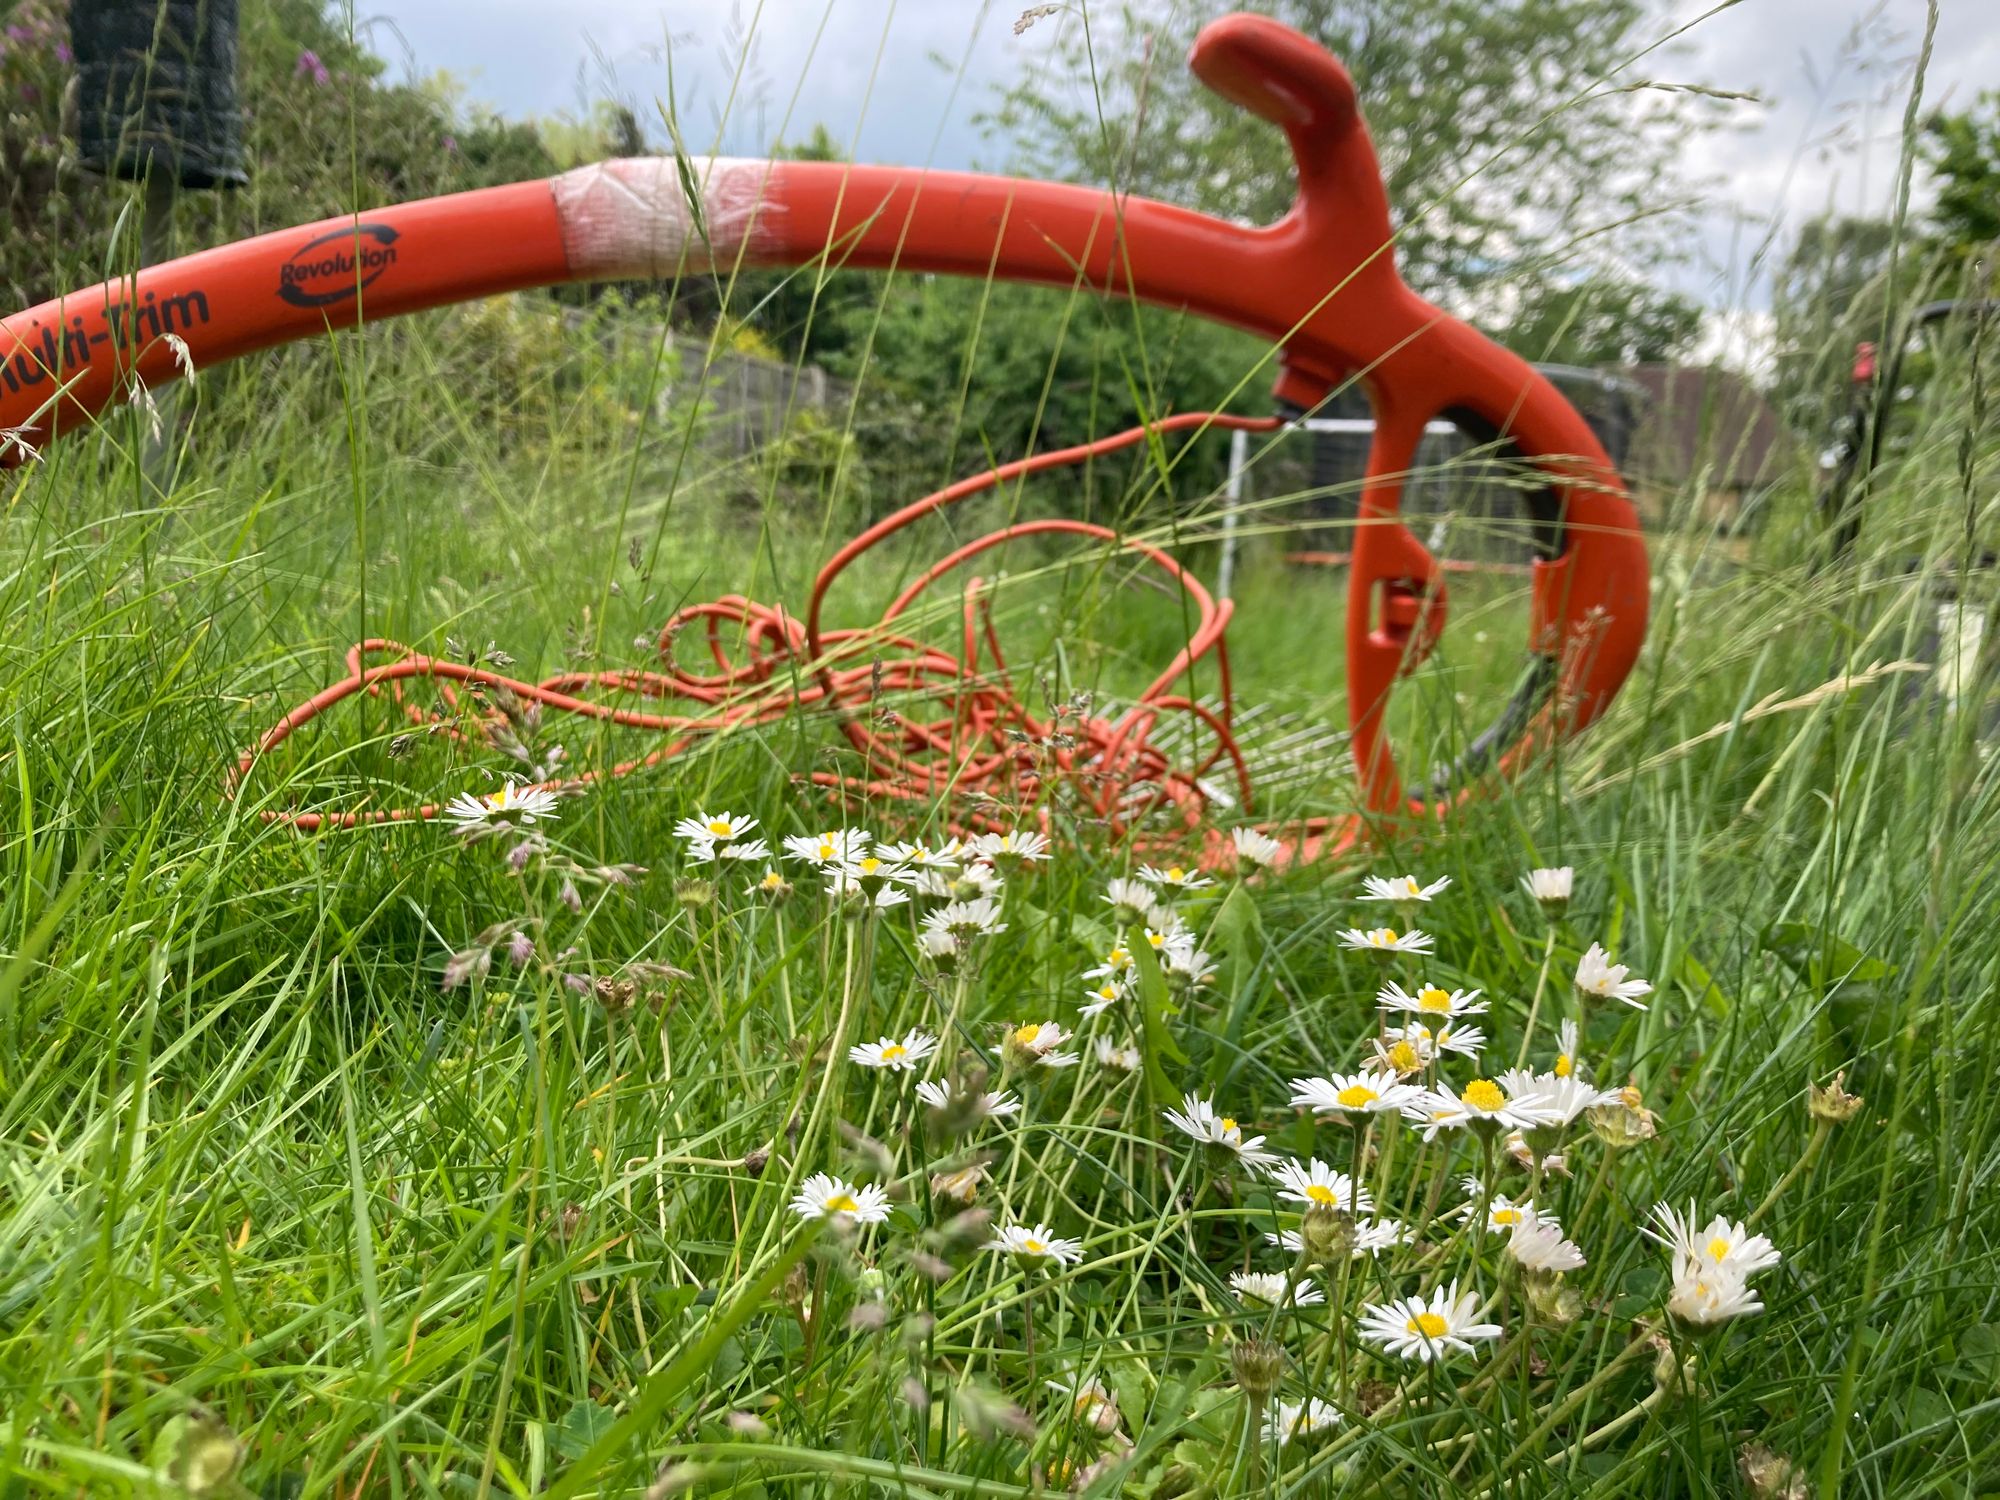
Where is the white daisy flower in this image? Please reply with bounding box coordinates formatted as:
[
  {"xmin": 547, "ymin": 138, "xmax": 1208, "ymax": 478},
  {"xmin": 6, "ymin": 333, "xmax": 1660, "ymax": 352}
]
[
  {"xmin": 848, "ymin": 1031, "xmax": 939, "ymax": 1071},
  {"xmin": 443, "ymin": 779, "xmax": 560, "ymax": 835},
  {"xmin": 1289, "ymin": 1067, "xmax": 1423, "ymax": 1117},
  {"xmin": 1046, "ymin": 1376, "xmax": 1121, "ymax": 1435},
  {"xmin": 1667, "ymin": 1263, "xmax": 1763, "ymax": 1326},
  {"xmin": 914, "ymin": 1078, "xmax": 1022, "ymax": 1118},
  {"xmin": 1506, "ymin": 1209, "xmax": 1587, "ymax": 1273},
  {"xmin": 987, "ymin": 1222, "xmax": 1083, "ymax": 1265},
  {"xmin": 970, "ymin": 829, "xmax": 1051, "ymax": 865},
  {"xmin": 1523, "ymin": 866, "xmax": 1574, "ymax": 912},
  {"xmin": 1161, "ymin": 940, "xmax": 1217, "ymax": 989},
  {"xmin": 688, "ymin": 837, "xmax": 771, "ymax": 863},
  {"xmin": 1378, "ymin": 980, "xmax": 1487, "ymax": 1020},
  {"xmin": 1646, "ymin": 1202, "xmax": 1782, "ymax": 1281},
  {"xmin": 1230, "ymin": 1271, "xmax": 1325, "ymax": 1307},
  {"xmin": 1003, "ymin": 1020, "xmax": 1079, "ymax": 1069},
  {"xmin": 789, "ymin": 1172, "xmax": 891, "ymax": 1226},
  {"xmin": 1266, "ymin": 1218, "xmax": 1409, "ymax": 1260},
  {"xmin": 1496, "ymin": 1068, "xmax": 1619, "ymax": 1128},
  {"xmin": 1271, "ymin": 1156, "xmax": 1375, "ymax": 1214},
  {"xmin": 1269, "ymin": 1398, "xmax": 1341, "ymax": 1444},
  {"xmin": 1504, "ymin": 1130, "xmax": 1568, "ymax": 1177},
  {"xmin": 824, "ymin": 874, "xmax": 911, "ymax": 909},
  {"xmin": 1359, "ymin": 1281, "xmax": 1502, "ymax": 1362},
  {"xmin": 1230, "ymin": 827, "xmax": 1285, "ymax": 872},
  {"xmin": 1138, "ymin": 863, "xmax": 1214, "ymax": 893},
  {"xmin": 1360, "ymin": 873, "xmax": 1451, "ymax": 905},
  {"xmin": 1553, "ymin": 1018, "xmax": 1583, "ymax": 1080},
  {"xmin": 917, "ymin": 927, "xmax": 959, "ymax": 962},
  {"xmin": 909, "ymin": 864, "xmax": 1003, "ymax": 901},
  {"xmin": 1080, "ymin": 979, "xmax": 1126, "ymax": 1018},
  {"xmin": 1404, "ymin": 1077, "xmax": 1559, "ymax": 1138},
  {"xmin": 1338, "ymin": 926, "xmax": 1434, "ymax": 957},
  {"xmin": 783, "ymin": 829, "xmax": 870, "ymax": 866},
  {"xmin": 1372, "ymin": 1020, "xmax": 1488, "ymax": 1071},
  {"xmin": 1083, "ymin": 944, "xmax": 1135, "ymax": 982},
  {"xmin": 921, "ymin": 897, "xmax": 1007, "ymax": 940},
  {"xmin": 675, "ymin": 810, "xmax": 758, "ymax": 844},
  {"xmin": 1103, "ymin": 877, "xmax": 1163, "ymax": 925},
  {"xmin": 838, "ymin": 852, "xmax": 910, "ymax": 887},
  {"xmin": 877, "ymin": 838, "xmax": 961, "ymax": 870},
  {"xmin": 1093, "ymin": 1035, "xmax": 1142, "ymax": 1072},
  {"xmin": 1456, "ymin": 1180, "xmax": 1556, "ymax": 1234},
  {"xmin": 1575, "ymin": 942, "xmax": 1652, "ymax": 1009},
  {"xmin": 1161, "ymin": 1094, "xmax": 1276, "ymax": 1168}
]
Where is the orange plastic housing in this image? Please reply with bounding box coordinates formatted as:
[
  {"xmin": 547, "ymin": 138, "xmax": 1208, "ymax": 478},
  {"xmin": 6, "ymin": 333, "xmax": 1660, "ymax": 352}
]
[{"xmin": 0, "ymin": 13, "xmax": 1647, "ymax": 858}]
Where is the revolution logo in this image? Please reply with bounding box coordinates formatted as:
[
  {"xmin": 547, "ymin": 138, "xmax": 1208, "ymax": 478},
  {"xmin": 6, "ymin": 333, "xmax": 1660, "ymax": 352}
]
[{"xmin": 277, "ymin": 224, "xmax": 401, "ymax": 309}]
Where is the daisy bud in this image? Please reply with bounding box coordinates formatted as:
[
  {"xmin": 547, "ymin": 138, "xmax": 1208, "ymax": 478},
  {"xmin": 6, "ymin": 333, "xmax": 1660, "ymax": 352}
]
[
  {"xmin": 1650, "ymin": 1336, "xmax": 1698, "ymax": 1403},
  {"xmin": 1808, "ymin": 1070, "xmax": 1863, "ymax": 1126},
  {"xmin": 1523, "ymin": 1268, "xmax": 1582, "ymax": 1326},
  {"xmin": 757, "ymin": 870, "xmax": 795, "ymax": 905},
  {"xmin": 1739, "ymin": 1443, "xmax": 1810, "ymax": 1500},
  {"xmin": 1230, "ymin": 1336, "xmax": 1285, "ymax": 1402},
  {"xmin": 1586, "ymin": 1086, "xmax": 1657, "ymax": 1152},
  {"xmin": 675, "ymin": 878, "xmax": 714, "ymax": 909},
  {"xmin": 1523, "ymin": 866, "xmax": 1573, "ymax": 920},
  {"xmin": 1302, "ymin": 1203, "xmax": 1357, "ymax": 1264},
  {"xmin": 157, "ymin": 1415, "xmax": 246, "ymax": 1497}
]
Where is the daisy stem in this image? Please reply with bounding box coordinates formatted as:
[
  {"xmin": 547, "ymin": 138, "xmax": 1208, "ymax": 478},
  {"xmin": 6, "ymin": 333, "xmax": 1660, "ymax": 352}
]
[
  {"xmin": 1574, "ymin": 1143, "xmax": 1617, "ymax": 1231},
  {"xmin": 1470, "ymin": 1131, "xmax": 1496, "ymax": 1273},
  {"xmin": 1749, "ymin": 1118, "xmax": 1831, "ymax": 1226},
  {"xmin": 1515, "ymin": 927, "xmax": 1558, "ymax": 1069}
]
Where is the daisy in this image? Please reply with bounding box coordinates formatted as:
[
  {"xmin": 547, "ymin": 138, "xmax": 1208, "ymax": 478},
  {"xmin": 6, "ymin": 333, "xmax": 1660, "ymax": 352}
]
[
  {"xmin": 824, "ymin": 874, "xmax": 910, "ymax": 910},
  {"xmin": 1094, "ymin": 1036, "xmax": 1142, "ymax": 1073},
  {"xmin": 1646, "ymin": 1202, "xmax": 1782, "ymax": 1281},
  {"xmin": 675, "ymin": 810, "xmax": 758, "ymax": 845},
  {"xmin": 877, "ymin": 838, "xmax": 962, "ymax": 870},
  {"xmin": 914, "ymin": 1078, "xmax": 1021, "ymax": 1118},
  {"xmin": 1575, "ymin": 942, "xmax": 1651, "ymax": 1009},
  {"xmin": 1269, "ymin": 1398, "xmax": 1341, "ymax": 1444},
  {"xmin": 1271, "ymin": 1157, "xmax": 1375, "ymax": 1214},
  {"xmin": 916, "ymin": 927, "xmax": 959, "ymax": 964},
  {"xmin": 838, "ymin": 851, "xmax": 910, "ymax": 888},
  {"xmin": 1667, "ymin": 1263, "xmax": 1763, "ymax": 1326},
  {"xmin": 1379, "ymin": 980, "xmax": 1487, "ymax": 1020},
  {"xmin": 1338, "ymin": 926, "xmax": 1434, "ymax": 958},
  {"xmin": 970, "ymin": 829, "xmax": 1051, "ymax": 866},
  {"xmin": 1359, "ymin": 1282, "xmax": 1502, "ymax": 1362},
  {"xmin": 1553, "ymin": 1017, "xmax": 1583, "ymax": 1079},
  {"xmin": 1231, "ymin": 827, "xmax": 1285, "ymax": 872},
  {"xmin": 1162, "ymin": 1094, "xmax": 1277, "ymax": 1168},
  {"xmin": 1523, "ymin": 866, "xmax": 1574, "ymax": 915},
  {"xmin": 1083, "ymin": 944, "xmax": 1135, "ymax": 983},
  {"xmin": 789, "ymin": 1172, "xmax": 891, "ymax": 1226},
  {"xmin": 444, "ymin": 779, "xmax": 560, "ymax": 835},
  {"xmin": 1504, "ymin": 1130, "xmax": 1568, "ymax": 1177},
  {"xmin": 848, "ymin": 1031, "xmax": 939, "ymax": 1072},
  {"xmin": 1456, "ymin": 1179, "xmax": 1553, "ymax": 1233},
  {"xmin": 783, "ymin": 829, "xmax": 870, "ymax": 866},
  {"xmin": 1506, "ymin": 1210, "xmax": 1587, "ymax": 1273},
  {"xmin": 1230, "ymin": 1271, "xmax": 1325, "ymax": 1307},
  {"xmin": 987, "ymin": 1222, "xmax": 1083, "ymax": 1266},
  {"xmin": 1138, "ymin": 863, "xmax": 1215, "ymax": 894},
  {"xmin": 688, "ymin": 837, "xmax": 771, "ymax": 863},
  {"xmin": 1496, "ymin": 1068, "xmax": 1620, "ymax": 1131},
  {"xmin": 1160, "ymin": 939, "xmax": 1217, "ymax": 989},
  {"xmin": 1404, "ymin": 1076, "xmax": 1558, "ymax": 1138},
  {"xmin": 1266, "ymin": 1218, "xmax": 1409, "ymax": 1261},
  {"xmin": 1374, "ymin": 1019, "xmax": 1487, "ymax": 1068},
  {"xmin": 921, "ymin": 897, "xmax": 1007, "ymax": 941},
  {"xmin": 1080, "ymin": 979, "xmax": 1126, "ymax": 1018},
  {"xmin": 1290, "ymin": 1067, "xmax": 1423, "ymax": 1117},
  {"xmin": 1002, "ymin": 1020, "xmax": 1079, "ymax": 1070},
  {"xmin": 1360, "ymin": 873, "xmax": 1451, "ymax": 905},
  {"xmin": 1103, "ymin": 877, "xmax": 1162, "ymax": 925},
  {"xmin": 909, "ymin": 865, "xmax": 1003, "ymax": 901}
]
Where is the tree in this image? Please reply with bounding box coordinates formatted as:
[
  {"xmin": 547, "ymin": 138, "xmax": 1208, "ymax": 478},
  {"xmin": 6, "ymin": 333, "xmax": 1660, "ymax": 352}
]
[
  {"xmin": 1769, "ymin": 216, "xmax": 1909, "ymax": 432},
  {"xmin": 1925, "ymin": 92, "xmax": 2000, "ymax": 263},
  {"xmin": 1494, "ymin": 275, "xmax": 1702, "ymax": 368},
  {"xmin": 985, "ymin": 0, "xmax": 1717, "ymax": 304}
]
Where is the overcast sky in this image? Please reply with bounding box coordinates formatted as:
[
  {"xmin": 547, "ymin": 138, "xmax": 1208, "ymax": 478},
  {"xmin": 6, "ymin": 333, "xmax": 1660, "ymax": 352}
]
[{"xmin": 360, "ymin": 0, "xmax": 1996, "ymax": 364}]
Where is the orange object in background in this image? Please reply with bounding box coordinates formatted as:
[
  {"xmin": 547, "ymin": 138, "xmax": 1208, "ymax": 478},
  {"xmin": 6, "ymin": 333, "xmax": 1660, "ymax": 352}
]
[{"xmin": 0, "ymin": 13, "xmax": 1649, "ymax": 863}]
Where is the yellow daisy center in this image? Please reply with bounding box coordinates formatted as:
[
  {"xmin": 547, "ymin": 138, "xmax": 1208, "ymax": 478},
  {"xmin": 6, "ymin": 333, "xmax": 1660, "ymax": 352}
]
[
  {"xmin": 707, "ymin": 819, "xmax": 733, "ymax": 837},
  {"xmin": 825, "ymin": 1193, "xmax": 859, "ymax": 1214},
  {"xmin": 859, "ymin": 857, "xmax": 882, "ymax": 874},
  {"xmin": 1554, "ymin": 1054, "xmax": 1572, "ymax": 1078},
  {"xmin": 1109, "ymin": 947, "xmax": 1129, "ymax": 966},
  {"xmin": 487, "ymin": 786, "xmax": 515, "ymax": 809},
  {"xmin": 1305, "ymin": 1183, "xmax": 1340, "ymax": 1205},
  {"xmin": 1387, "ymin": 1042, "xmax": 1422, "ymax": 1073},
  {"xmin": 1462, "ymin": 1078, "xmax": 1507, "ymax": 1111},
  {"xmin": 1147, "ymin": 930, "xmax": 1166, "ymax": 948},
  {"xmin": 1417, "ymin": 986, "xmax": 1453, "ymax": 1013},
  {"xmin": 1097, "ymin": 985, "xmax": 1117, "ymax": 1001},
  {"xmin": 1336, "ymin": 1084, "xmax": 1379, "ymax": 1109},
  {"xmin": 1493, "ymin": 1208, "xmax": 1521, "ymax": 1226},
  {"xmin": 1376, "ymin": 929, "xmax": 1399, "ymax": 945},
  {"xmin": 1706, "ymin": 1236, "xmax": 1732, "ymax": 1262},
  {"xmin": 1015, "ymin": 1024, "xmax": 1042, "ymax": 1045},
  {"xmin": 881, "ymin": 1045, "xmax": 907, "ymax": 1063},
  {"xmin": 1400, "ymin": 878, "xmax": 1421, "ymax": 896},
  {"xmin": 1219, "ymin": 1117, "xmax": 1239, "ymax": 1134},
  {"xmin": 1407, "ymin": 1312, "xmax": 1450, "ymax": 1339},
  {"xmin": 1023, "ymin": 1237, "xmax": 1047, "ymax": 1255},
  {"xmin": 1167, "ymin": 866, "xmax": 1187, "ymax": 881},
  {"xmin": 818, "ymin": 840, "xmax": 835, "ymax": 859},
  {"xmin": 761, "ymin": 872, "xmax": 783, "ymax": 889}
]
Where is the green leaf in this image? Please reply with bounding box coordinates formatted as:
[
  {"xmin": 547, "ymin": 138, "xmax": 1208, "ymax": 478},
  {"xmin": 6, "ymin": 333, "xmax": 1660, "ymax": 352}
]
[
  {"xmin": 1677, "ymin": 951, "xmax": 1731, "ymax": 1020},
  {"xmin": 548, "ymin": 1400, "xmax": 618, "ymax": 1463},
  {"xmin": 1128, "ymin": 929, "xmax": 1188, "ymax": 1115}
]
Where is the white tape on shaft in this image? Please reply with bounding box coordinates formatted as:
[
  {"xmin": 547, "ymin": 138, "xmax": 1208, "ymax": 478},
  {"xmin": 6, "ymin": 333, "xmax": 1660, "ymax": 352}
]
[{"xmin": 550, "ymin": 157, "xmax": 783, "ymax": 280}]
